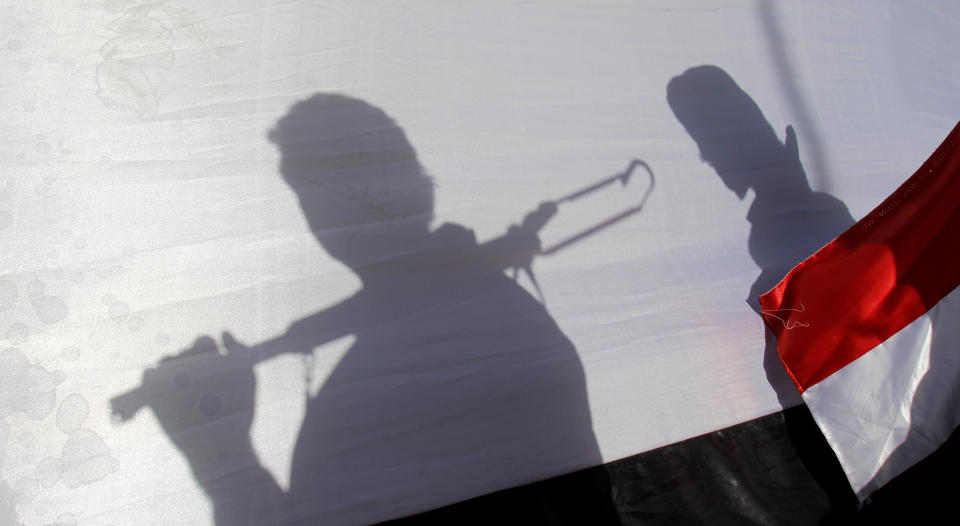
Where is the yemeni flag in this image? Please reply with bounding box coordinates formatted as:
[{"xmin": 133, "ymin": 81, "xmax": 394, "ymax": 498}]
[{"xmin": 759, "ymin": 121, "xmax": 960, "ymax": 501}]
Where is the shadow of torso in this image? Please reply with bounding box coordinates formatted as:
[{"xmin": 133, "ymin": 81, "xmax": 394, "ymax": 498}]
[
  {"xmin": 746, "ymin": 180, "xmax": 855, "ymax": 312},
  {"xmin": 283, "ymin": 224, "xmax": 599, "ymax": 524}
]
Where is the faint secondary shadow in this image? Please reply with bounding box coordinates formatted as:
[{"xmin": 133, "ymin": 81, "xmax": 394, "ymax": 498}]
[
  {"xmin": 667, "ymin": 65, "xmax": 854, "ymax": 406},
  {"xmin": 113, "ymin": 94, "xmax": 619, "ymax": 525}
]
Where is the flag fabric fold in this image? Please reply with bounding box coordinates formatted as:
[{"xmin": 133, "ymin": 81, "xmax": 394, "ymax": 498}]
[{"xmin": 759, "ymin": 121, "xmax": 960, "ymax": 500}]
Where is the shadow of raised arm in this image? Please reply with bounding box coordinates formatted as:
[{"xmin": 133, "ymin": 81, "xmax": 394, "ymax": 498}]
[{"xmin": 110, "ymin": 293, "xmax": 366, "ymax": 423}]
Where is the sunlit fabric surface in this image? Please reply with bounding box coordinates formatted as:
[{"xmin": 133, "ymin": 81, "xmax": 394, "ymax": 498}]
[{"xmin": 1, "ymin": 1, "xmax": 958, "ymax": 524}]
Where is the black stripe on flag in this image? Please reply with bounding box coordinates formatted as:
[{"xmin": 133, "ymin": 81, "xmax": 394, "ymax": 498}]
[{"xmin": 384, "ymin": 404, "xmax": 958, "ymax": 525}]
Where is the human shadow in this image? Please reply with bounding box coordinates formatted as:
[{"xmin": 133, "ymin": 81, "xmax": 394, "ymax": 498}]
[
  {"xmin": 667, "ymin": 65, "xmax": 858, "ymax": 516},
  {"xmin": 112, "ymin": 94, "xmax": 620, "ymax": 525},
  {"xmin": 666, "ymin": 65, "xmax": 855, "ymax": 406}
]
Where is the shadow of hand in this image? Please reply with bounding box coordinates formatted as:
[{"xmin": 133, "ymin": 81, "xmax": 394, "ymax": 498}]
[{"xmin": 135, "ymin": 333, "xmax": 258, "ymax": 480}]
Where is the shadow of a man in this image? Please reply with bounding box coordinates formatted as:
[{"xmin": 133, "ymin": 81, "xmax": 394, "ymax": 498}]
[
  {"xmin": 667, "ymin": 66, "xmax": 855, "ymax": 406},
  {"xmin": 666, "ymin": 66, "xmax": 858, "ymax": 516},
  {"xmin": 115, "ymin": 94, "xmax": 618, "ymax": 525}
]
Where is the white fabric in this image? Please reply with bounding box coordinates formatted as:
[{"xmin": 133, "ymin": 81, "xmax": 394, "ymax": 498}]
[
  {"xmin": 804, "ymin": 285, "xmax": 960, "ymax": 499},
  {"xmin": 1, "ymin": 1, "xmax": 959, "ymax": 524}
]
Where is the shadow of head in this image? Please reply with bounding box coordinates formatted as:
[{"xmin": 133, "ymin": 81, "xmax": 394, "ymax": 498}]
[
  {"xmin": 268, "ymin": 94, "xmax": 434, "ymax": 267},
  {"xmin": 667, "ymin": 65, "xmax": 793, "ymax": 199}
]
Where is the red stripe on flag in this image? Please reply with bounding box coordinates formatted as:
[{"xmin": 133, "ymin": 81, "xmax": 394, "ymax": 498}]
[{"xmin": 759, "ymin": 122, "xmax": 960, "ymax": 392}]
